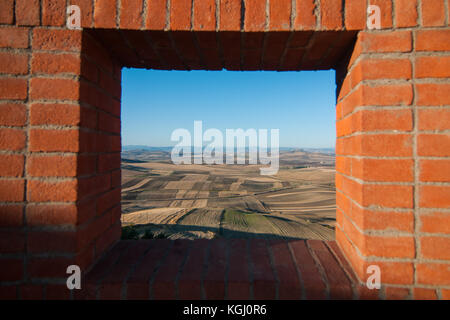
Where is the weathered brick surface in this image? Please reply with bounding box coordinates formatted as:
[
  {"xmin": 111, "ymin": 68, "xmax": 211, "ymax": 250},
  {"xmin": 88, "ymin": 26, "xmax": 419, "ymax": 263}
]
[{"xmin": 78, "ymin": 239, "xmax": 363, "ymax": 300}]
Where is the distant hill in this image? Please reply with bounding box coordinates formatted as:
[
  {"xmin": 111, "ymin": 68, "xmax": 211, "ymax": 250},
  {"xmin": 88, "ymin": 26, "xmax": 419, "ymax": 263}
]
[
  {"xmin": 122, "ymin": 146, "xmax": 335, "ymax": 167},
  {"xmin": 122, "ymin": 145, "xmax": 173, "ymax": 152},
  {"xmin": 122, "ymin": 145, "xmax": 334, "ymax": 153}
]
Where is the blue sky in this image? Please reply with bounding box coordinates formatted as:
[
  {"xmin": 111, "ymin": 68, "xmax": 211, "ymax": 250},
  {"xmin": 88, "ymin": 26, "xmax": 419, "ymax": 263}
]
[{"xmin": 121, "ymin": 69, "xmax": 336, "ymax": 148}]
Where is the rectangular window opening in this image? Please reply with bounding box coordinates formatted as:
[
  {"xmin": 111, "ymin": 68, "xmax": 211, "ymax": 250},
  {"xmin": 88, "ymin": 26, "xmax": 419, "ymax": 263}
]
[{"xmin": 120, "ymin": 69, "xmax": 336, "ymax": 241}]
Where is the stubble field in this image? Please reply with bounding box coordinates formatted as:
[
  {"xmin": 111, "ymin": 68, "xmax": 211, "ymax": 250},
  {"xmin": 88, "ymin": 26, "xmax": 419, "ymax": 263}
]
[{"xmin": 121, "ymin": 149, "xmax": 336, "ymax": 241}]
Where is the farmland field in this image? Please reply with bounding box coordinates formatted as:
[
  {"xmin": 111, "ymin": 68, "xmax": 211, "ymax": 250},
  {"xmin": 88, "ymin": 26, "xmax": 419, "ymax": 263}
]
[{"xmin": 121, "ymin": 148, "xmax": 336, "ymax": 240}]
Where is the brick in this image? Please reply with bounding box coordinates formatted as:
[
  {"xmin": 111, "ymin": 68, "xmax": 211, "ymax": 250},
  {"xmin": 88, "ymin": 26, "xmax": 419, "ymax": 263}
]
[
  {"xmin": 78, "ymin": 154, "xmax": 97, "ymax": 176},
  {"xmin": 422, "ymin": 0, "xmax": 445, "ymax": 26},
  {"xmin": 219, "ymin": 0, "xmax": 240, "ymax": 31},
  {"xmin": 120, "ymin": 0, "xmax": 144, "ymax": 29},
  {"xmin": 417, "ymin": 263, "xmax": 450, "ymax": 285},
  {"xmin": 28, "ymin": 231, "xmax": 77, "ymax": 253},
  {"xmin": 194, "ymin": 0, "xmax": 216, "ymax": 31},
  {"xmin": 99, "ymin": 241, "xmax": 151, "ymax": 299},
  {"xmin": 355, "ymin": 206, "xmax": 414, "ymax": 232},
  {"xmin": 0, "ymin": 0, "xmax": 14, "ymax": 24},
  {"xmin": 360, "ymin": 31, "xmax": 412, "ymax": 53},
  {"xmin": 363, "ymin": 184, "xmax": 413, "ymax": 208},
  {"xmin": 46, "ymin": 284, "xmax": 71, "ymax": 300},
  {"xmin": 178, "ymin": 240, "xmax": 208, "ymax": 299},
  {"xmin": 152, "ymin": 240, "xmax": 189, "ymax": 299},
  {"xmin": 28, "ymin": 155, "xmax": 77, "ymax": 177},
  {"xmin": 33, "ymin": 28, "xmax": 82, "ymax": 51},
  {"xmin": 30, "ymin": 129, "xmax": 79, "ymax": 152},
  {"xmin": 416, "ymin": 56, "xmax": 450, "ymax": 79},
  {"xmin": 0, "ymin": 286, "xmax": 17, "ymax": 299},
  {"xmin": 94, "ymin": 222, "xmax": 121, "ymax": 261},
  {"xmin": 42, "ymin": 0, "xmax": 66, "ymax": 26},
  {"xmin": 395, "ymin": 0, "xmax": 418, "ymax": 27},
  {"xmin": 289, "ymin": 240, "xmax": 326, "ymax": 299},
  {"xmin": 94, "ymin": 0, "xmax": 117, "ymax": 28},
  {"xmin": 345, "ymin": 0, "xmax": 367, "ymax": 30},
  {"xmin": 354, "ymin": 58, "xmax": 412, "ymax": 82},
  {"xmin": 244, "ymin": 0, "xmax": 266, "ymax": 31},
  {"xmin": 372, "ymin": 261, "xmax": 414, "ymax": 285},
  {"xmin": 421, "ymin": 237, "xmax": 450, "ymax": 260},
  {"xmin": 413, "ymin": 288, "xmax": 438, "ymax": 300},
  {"xmin": 365, "ymin": 236, "xmax": 415, "ymax": 259},
  {"xmin": 98, "ymin": 153, "xmax": 121, "ymax": 173},
  {"xmin": 250, "ymin": 239, "xmax": 276, "ymax": 299},
  {"xmin": 145, "ymin": 0, "xmax": 167, "ymax": 29},
  {"xmin": 416, "ymin": 84, "xmax": 450, "ymax": 106},
  {"xmin": 0, "ymin": 103, "xmax": 27, "ymax": 126},
  {"xmin": 30, "ymin": 78, "xmax": 80, "ymax": 101},
  {"xmin": 0, "ymin": 180, "xmax": 25, "ymax": 202},
  {"xmin": 420, "ymin": 159, "xmax": 450, "ymax": 182},
  {"xmin": 269, "ymin": 0, "xmax": 291, "ymax": 31},
  {"xmin": 352, "ymin": 158, "xmax": 413, "ymax": 182},
  {"xmin": 442, "ymin": 289, "xmax": 450, "ymax": 300},
  {"xmin": 170, "ymin": 0, "xmax": 191, "ymax": 30},
  {"xmin": 354, "ymin": 108, "xmax": 413, "ymax": 132},
  {"xmin": 71, "ymin": 0, "xmax": 94, "ymax": 28},
  {"xmin": 0, "ymin": 205, "xmax": 23, "ymax": 227},
  {"xmin": 308, "ymin": 240, "xmax": 353, "ymax": 299},
  {"xmin": 420, "ymin": 185, "xmax": 450, "ymax": 209},
  {"xmin": 0, "ymin": 52, "xmax": 28, "ymax": 75},
  {"xmin": 111, "ymin": 169, "xmax": 121, "ymax": 188},
  {"xmin": 293, "ymin": 0, "xmax": 316, "ymax": 30},
  {"xmin": 416, "ymin": 30, "xmax": 450, "ymax": 51},
  {"xmin": 360, "ymin": 134, "xmax": 412, "ymax": 157},
  {"xmin": 26, "ymin": 204, "xmax": 78, "ymax": 226},
  {"xmin": 98, "ymin": 113, "xmax": 120, "ymax": 135},
  {"xmin": 15, "ymin": 0, "xmax": 40, "ymax": 26},
  {"xmin": 0, "ymin": 154, "xmax": 24, "ymax": 177},
  {"xmin": 419, "ymin": 108, "xmax": 450, "ymax": 131},
  {"xmin": 321, "ymin": 0, "xmax": 343, "ymax": 30},
  {"xmin": 78, "ymin": 212, "xmax": 114, "ymax": 251},
  {"xmin": 83, "ymin": 242, "xmax": 129, "ymax": 291},
  {"xmin": 385, "ymin": 287, "xmax": 410, "ymax": 300},
  {"xmin": 0, "ymin": 128, "xmax": 26, "ymax": 151},
  {"xmin": 127, "ymin": 240, "xmax": 171, "ymax": 299},
  {"xmin": 78, "ymin": 173, "xmax": 111, "ymax": 199},
  {"xmin": 0, "ymin": 27, "xmax": 29, "ymax": 48},
  {"xmin": 0, "ymin": 259, "xmax": 23, "ymax": 282},
  {"xmin": 269, "ymin": 240, "xmax": 301, "ymax": 299},
  {"xmin": 0, "ymin": 78, "xmax": 28, "ymax": 100},
  {"xmin": 227, "ymin": 239, "xmax": 251, "ymax": 299},
  {"xmin": 418, "ymin": 134, "xmax": 450, "ymax": 157},
  {"xmin": 20, "ymin": 285, "xmax": 44, "ymax": 300},
  {"xmin": 79, "ymin": 131, "xmax": 99, "ymax": 152},
  {"xmin": 99, "ymin": 71, "xmax": 121, "ymax": 99},
  {"xmin": 0, "ymin": 230, "xmax": 25, "ymax": 254},
  {"xmin": 28, "ymin": 257, "xmax": 75, "ymax": 279},
  {"xmin": 369, "ymin": 0, "xmax": 393, "ymax": 28},
  {"xmin": 30, "ymin": 103, "xmax": 81, "ymax": 126},
  {"xmin": 32, "ymin": 52, "xmax": 81, "ymax": 75},
  {"xmin": 420, "ymin": 212, "xmax": 450, "ymax": 234},
  {"xmin": 203, "ymin": 240, "xmax": 227, "ymax": 299},
  {"xmin": 97, "ymin": 189, "xmax": 120, "ymax": 215},
  {"xmin": 27, "ymin": 180, "xmax": 78, "ymax": 202},
  {"xmin": 362, "ymin": 84, "xmax": 413, "ymax": 106}
]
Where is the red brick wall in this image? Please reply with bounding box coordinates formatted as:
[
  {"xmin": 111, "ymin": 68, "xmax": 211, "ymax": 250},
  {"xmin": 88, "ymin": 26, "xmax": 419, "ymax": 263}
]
[
  {"xmin": 0, "ymin": 0, "xmax": 449, "ymax": 299},
  {"xmin": 335, "ymin": 25, "xmax": 450, "ymax": 299}
]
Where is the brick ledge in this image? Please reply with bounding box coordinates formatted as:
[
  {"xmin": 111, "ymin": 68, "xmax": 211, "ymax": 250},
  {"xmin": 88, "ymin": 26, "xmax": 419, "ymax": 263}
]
[{"xmin": 77, "ymin": 239, "xmax": 376, "ymax": 300}]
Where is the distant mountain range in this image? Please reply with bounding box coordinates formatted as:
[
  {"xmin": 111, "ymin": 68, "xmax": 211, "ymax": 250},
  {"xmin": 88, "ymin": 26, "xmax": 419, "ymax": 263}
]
[{"xmin": 122, "ymin": 145, "xmax": 335, "ymax": 154}]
